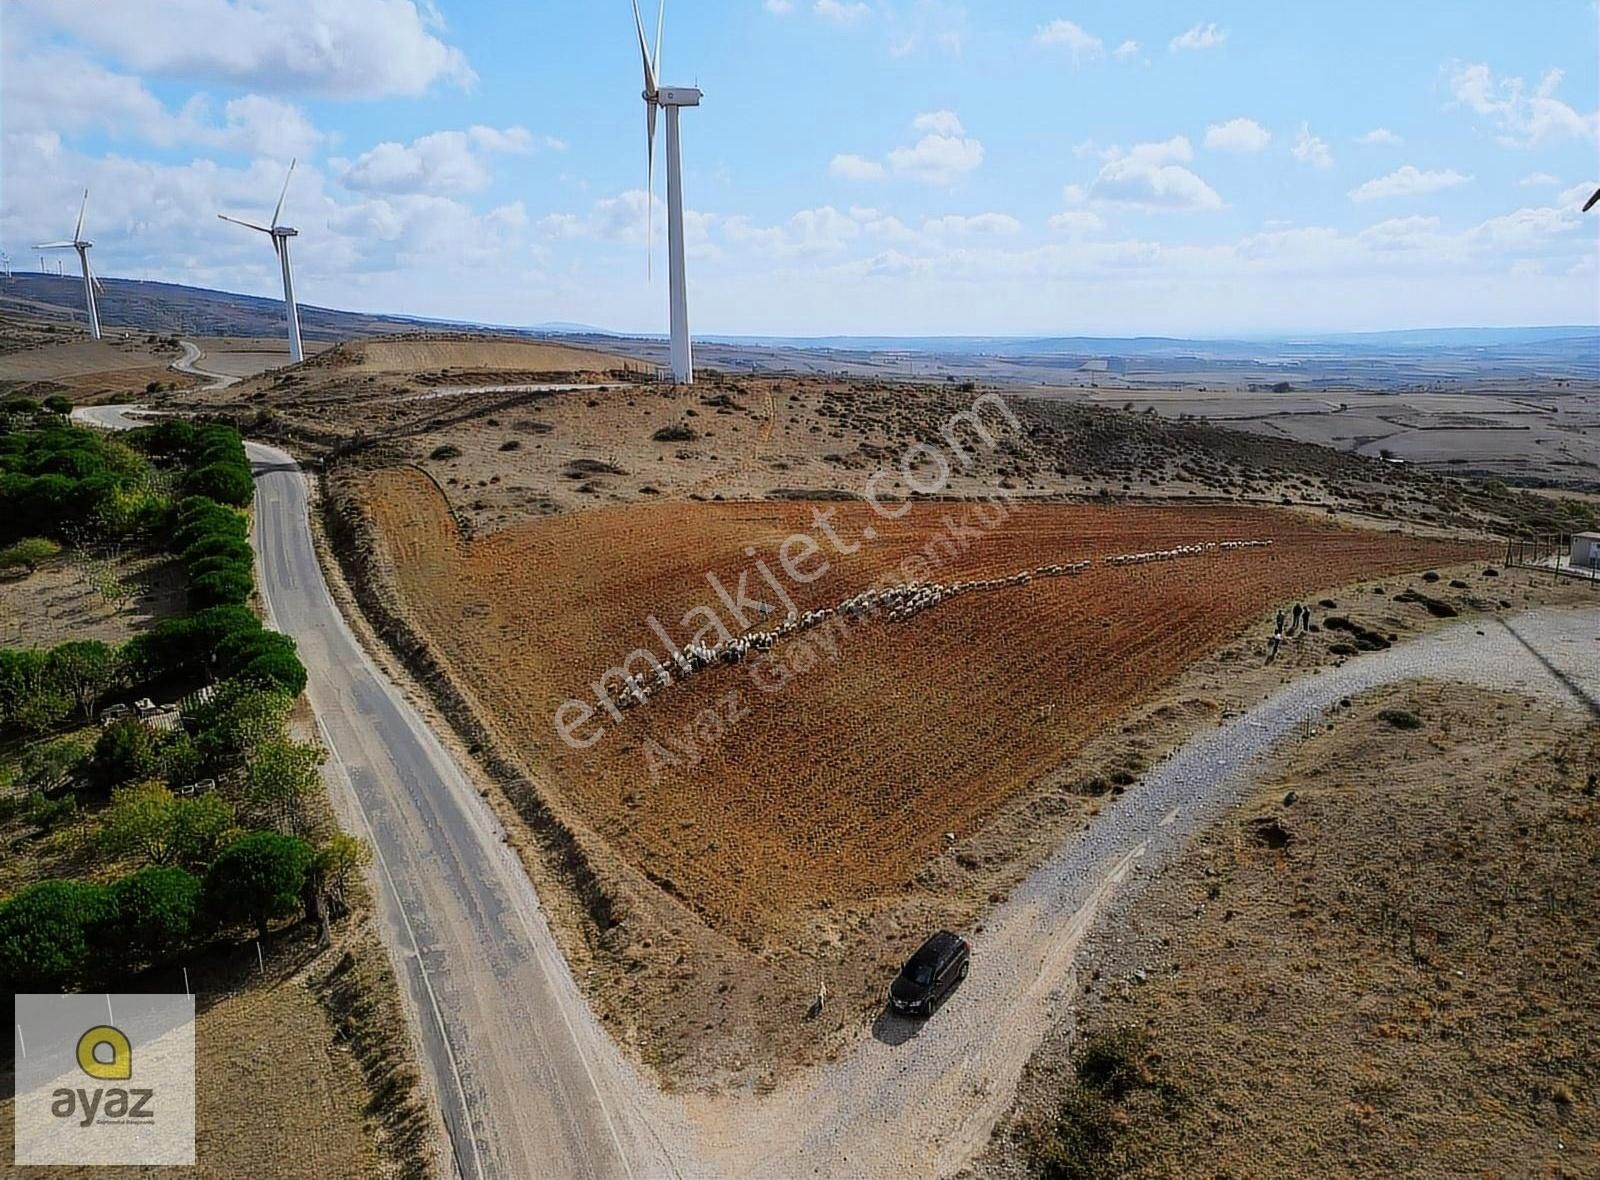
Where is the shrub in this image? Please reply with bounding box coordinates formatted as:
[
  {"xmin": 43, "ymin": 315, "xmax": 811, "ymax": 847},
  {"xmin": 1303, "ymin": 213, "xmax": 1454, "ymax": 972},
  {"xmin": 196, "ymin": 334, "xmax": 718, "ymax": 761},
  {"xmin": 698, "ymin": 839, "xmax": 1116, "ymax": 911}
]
[
  {"xmin": 1377, "ymin": 708, "xmax": 1422, "ymax": 730},
  {"xmin": 429, "ymin": 444, "xmax": 463, "ymax": 461},
  {"xmin": 0, "ymin": 879, "xmax": 115, "ymax": 992},
  {"xmin": 651, "ymin": 423, "xmax": 697, "ymax": 442},
  {"xmin": 25, "ymin": 791, "xmax": 78, "ymax": 832},
  {"xmin": 204, "ymin": 832, "xmax": 314, "ymax": 939},
  {"xmin": 0, "ymin": 536, "xmax": 61, "ymax": 571},
  {"xmin": 17, "ymin": 735, "xmax": 91, "ymax": 794}
]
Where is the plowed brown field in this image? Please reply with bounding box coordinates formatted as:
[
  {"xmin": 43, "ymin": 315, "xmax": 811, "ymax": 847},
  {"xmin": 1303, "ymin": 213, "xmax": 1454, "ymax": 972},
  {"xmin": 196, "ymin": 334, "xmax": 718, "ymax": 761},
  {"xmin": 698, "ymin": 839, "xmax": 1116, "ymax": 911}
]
[{"xmin": 362, "ymin": 467, "xmax": 1486, "ymax": 944}]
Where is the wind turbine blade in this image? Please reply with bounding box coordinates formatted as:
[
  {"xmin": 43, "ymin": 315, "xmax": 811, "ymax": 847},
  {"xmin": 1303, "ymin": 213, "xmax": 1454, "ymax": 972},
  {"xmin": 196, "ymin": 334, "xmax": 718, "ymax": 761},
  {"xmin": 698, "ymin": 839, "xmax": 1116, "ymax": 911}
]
[
  {"xmin": 35, "ymin": 241, "xmax": 75, "ymax": 249},
  {"xmin": 653, "ymin": 0, "xmax": 665, "ymax": 84},
  {"xmin": 271, "ymin": 158, "xmax": 297, "ymax": 228},
  {"xmin": 75, "ymin": 189, "xmax": 88, "ymax": 242},
  {"xmin": 1584, "ymin": 186, "xmax": 1600, "ymax": 213},
  {"xmin": 88, "ymin": 260, "xmax": 105, "ymax": 295},
  {"xmin": 631, "ymin": 0, "xmax": 656, "ymax": 93},
  {"xmin": 218, "ymin": 213, "xmax": 273, "ymax": 233}
]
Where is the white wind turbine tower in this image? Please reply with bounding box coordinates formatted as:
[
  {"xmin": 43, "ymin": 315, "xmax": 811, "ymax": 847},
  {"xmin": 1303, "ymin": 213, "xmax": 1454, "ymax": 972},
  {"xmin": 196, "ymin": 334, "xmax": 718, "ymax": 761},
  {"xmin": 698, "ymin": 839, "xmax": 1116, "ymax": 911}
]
[
  {"xmin": 632, "ymin": 0, "xmax": 701, "ymax": 384},
  {"xmin": 35, "ymin": 190, "xmax": 104, "ymax": 339},
  {"xmin": 218, "ymin": 160, "xmax": 305, "ymax": 363}
]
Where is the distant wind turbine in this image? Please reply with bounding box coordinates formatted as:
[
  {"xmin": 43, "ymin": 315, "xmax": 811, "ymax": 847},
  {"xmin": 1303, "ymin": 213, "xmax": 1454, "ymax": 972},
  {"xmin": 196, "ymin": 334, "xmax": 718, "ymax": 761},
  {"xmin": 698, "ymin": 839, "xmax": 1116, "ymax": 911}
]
[
  {"xmin": 219, "ymin": 160, "xmax": 304, "ymax": 363},
  {"xmin": 632, "ymin": 0, "xmax": 701, "ymax": 385},
  {"xmin": 35, "ymin": 190, "xmax": 104, "ymax": 339}
]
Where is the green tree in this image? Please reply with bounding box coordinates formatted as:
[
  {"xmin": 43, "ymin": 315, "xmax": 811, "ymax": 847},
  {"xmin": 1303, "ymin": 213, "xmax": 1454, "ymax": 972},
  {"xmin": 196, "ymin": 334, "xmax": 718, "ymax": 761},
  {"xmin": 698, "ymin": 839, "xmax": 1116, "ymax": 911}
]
[
  {"xmin": 91, "ymin": 718, "xmax": 159, "ymax": 788},
  {"xmin": 105, "ymin": 865, "xmax": 202, "ymax": 971},
  {"xmin": 185, "ymin": 462, "xmax": 254, "ymax": 507},
  {"xmin": 0, "ymin": 648, "xmax": 73, "ymax": 735},
  {"xmin": 204, "ymin": 832, "xmax": 314, "ymax": 939},
  {"xmin": 245, "ymin": 738, "xmax": 325, "ymax": 834},
  {"xmin": 100, "ymin": 781, "xmax": 236, "ymax": 871},
  {"xmin": 17, "ymin": 735, "xmax": 90, "ymax": 794},
  {"xmin": 312, "ymin": 834, "xmax": 371, "ymax": 915},
  {"xmin": 0, "ymin": 879, "xmax": 114, "ymax": 991},
  {"xmin": 47, "ymin": 639, "xmax": 121, "ymax": 720},
  {"xmin": 189, "ymin": 681, "xmax": 294, "ymax": 772}
]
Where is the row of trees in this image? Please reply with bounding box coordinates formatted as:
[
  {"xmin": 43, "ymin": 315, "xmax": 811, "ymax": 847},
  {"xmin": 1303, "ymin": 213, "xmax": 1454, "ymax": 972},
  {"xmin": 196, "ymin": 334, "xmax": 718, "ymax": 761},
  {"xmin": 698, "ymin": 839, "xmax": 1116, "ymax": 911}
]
[{"xmin": 0, "ymin": 828, "xmax": 368, "ymax": 992}]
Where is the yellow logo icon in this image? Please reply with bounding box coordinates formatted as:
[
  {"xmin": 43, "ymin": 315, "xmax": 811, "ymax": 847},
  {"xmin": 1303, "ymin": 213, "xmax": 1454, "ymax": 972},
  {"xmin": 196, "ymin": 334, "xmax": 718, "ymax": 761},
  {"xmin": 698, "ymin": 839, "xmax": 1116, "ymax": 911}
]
[{"xmin": 76, "ymin": 1026, "xmax": 132, "ymax": 1082}]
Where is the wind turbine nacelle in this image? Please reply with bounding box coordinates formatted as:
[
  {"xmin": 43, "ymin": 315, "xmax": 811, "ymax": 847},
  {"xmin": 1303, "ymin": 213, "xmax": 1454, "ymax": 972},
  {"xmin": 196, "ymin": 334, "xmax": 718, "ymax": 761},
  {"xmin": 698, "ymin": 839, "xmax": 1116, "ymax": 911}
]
[
  {"xmin": 273, "ymin": 226, "xmax": 300, "ymax": 238},
  {"xmin": 656, "ymin": 86, "xmax": 702, "ymax": 107}
]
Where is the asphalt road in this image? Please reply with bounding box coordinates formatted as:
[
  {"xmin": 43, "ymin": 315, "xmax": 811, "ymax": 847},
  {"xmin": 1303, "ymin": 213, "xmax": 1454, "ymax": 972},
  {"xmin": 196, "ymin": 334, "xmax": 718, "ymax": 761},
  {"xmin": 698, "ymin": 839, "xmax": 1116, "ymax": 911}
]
[
  {"xmin": 171, "ymin": 339, "xmax": 239, "ymax": 389},
  {"xmin": 76, "ymin": 406, "xmax": 687, "ymax": 1180}
]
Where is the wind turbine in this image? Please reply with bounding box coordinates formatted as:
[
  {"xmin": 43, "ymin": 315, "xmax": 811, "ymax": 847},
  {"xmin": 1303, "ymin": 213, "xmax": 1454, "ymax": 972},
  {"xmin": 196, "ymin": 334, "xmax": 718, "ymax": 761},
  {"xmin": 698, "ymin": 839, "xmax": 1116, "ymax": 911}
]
[
  {"xmin": 632, "ymin": 0, "xmax": 701, "ymax": 385},
  {"xmin": 218, "ymin": 160, "xmax": 304, "ymax": 363},
  {"xmin": 35, "ymin": 190, "xmax": 103, "ymax": 339}
]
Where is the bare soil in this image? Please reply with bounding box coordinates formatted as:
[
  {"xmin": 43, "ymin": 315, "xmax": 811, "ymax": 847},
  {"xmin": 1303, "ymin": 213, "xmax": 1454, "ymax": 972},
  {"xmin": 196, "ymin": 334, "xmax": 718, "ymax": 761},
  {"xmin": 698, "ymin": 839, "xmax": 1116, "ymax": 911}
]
[
  {"xmin": 973, "ymin": 680, "xmax": 1600, "ymax": 1179},
  {"xmin": 0, "ymin": 550, "xmax": 184, "ymax": 649}
]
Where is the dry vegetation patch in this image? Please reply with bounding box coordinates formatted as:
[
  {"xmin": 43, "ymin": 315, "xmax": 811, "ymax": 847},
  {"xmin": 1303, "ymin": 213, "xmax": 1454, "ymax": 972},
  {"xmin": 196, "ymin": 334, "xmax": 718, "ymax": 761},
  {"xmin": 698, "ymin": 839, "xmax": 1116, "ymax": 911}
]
[{"xmin": 978, "ymin": 681, "xmax": 1600, "ymax": 1179}]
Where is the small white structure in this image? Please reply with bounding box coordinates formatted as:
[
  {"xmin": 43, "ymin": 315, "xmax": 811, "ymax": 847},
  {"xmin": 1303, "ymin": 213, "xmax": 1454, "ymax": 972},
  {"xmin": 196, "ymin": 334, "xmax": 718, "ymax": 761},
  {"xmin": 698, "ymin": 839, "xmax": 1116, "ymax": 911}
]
[{"xmin": 1571, "ymin": 532, "xmax": 1600, "ymax": 570}]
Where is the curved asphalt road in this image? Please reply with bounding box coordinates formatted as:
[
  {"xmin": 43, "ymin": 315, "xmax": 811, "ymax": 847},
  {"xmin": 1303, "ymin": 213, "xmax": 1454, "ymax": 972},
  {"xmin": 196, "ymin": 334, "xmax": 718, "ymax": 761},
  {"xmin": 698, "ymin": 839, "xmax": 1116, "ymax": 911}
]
[{"xmin": 77, "ymin": 406, "xmax": 688, "ymax": 1180}]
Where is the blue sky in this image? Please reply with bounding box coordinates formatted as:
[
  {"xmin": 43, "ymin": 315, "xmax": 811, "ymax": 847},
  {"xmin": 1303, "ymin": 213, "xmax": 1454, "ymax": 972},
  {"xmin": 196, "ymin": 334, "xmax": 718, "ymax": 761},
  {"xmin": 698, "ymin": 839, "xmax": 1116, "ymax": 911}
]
[{"xmin": 2, "ymin": 0, "xmax": 1596, "ymax": 337}]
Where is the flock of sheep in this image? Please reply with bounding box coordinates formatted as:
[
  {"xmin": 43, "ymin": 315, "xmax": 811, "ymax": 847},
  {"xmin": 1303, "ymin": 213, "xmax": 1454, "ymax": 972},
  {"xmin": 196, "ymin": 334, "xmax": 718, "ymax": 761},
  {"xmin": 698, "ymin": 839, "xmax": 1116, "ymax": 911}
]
[
  {"xmin": 614, "ymin": 538, "xmax": 1275, "ymax": 708},
  {"xmin": 1103, "ymin": 538, "xmax": 1273, "ymax": 567}
]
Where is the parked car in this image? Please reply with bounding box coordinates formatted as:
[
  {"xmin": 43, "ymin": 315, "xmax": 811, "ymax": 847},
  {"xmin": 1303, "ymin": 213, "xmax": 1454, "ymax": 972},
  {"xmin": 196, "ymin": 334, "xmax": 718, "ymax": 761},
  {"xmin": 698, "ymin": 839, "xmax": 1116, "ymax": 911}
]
[{"xmin": 888, "ymin": 931, "xmax": 970, "ymax": 1017}]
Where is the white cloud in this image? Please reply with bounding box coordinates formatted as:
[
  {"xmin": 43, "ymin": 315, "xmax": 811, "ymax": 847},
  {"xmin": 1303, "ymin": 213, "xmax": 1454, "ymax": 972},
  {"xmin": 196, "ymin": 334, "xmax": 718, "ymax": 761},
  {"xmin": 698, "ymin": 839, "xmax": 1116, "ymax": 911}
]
[
  {"xmin": 0, "ymin": 46, "xmax": 323, "ymax": 159},
  {"xmin": 1047, "ymin": 209, "xmax": 1104, "ymax": 234},
  {"xmin": 1292, "ymin": 123, "xmax": 1333, "ymax": 168},
  {"xmin": 764, "ymin": 0, "xmax": 794, "ymax": 12},
  {"xmin": 1358, "ymin": 127, "xmax": 1403, "ymax": 146},
  {"xmin": 12, "ymin": 0, "xmax": 475, "ymax": 99},
  {"xmin": 814, "ymin": 0, "xmax": 869, "ymax": 23},
  {"xmin": 337, "ymin": 125, "xmax": 538, "ymax": 196},
  {"xmin": 922, "ymin": 212, "xmax": 1023, "ymax": 236},
  {"xmin": 912, "ymin": 110, "xmax": 965, "ymax": 136},
  {"xmin": 1519, "ymin": 172, "xmax": 1560, "ymax": 187},
  {"xmin": 830, "ymin": 153, "xmax": 887, "ymax": 181},
  {"xmin": 1170, "ymin": 23, "xmax": 1226, "ymax": 52},
  {"xmin": 888, "ymin": 133, "xmax": 984, "ymax": 184},
  {"xmin": 1349, "ymin": 165, "xmax": 1471, "ymax": 202},
  {"xmin": 1086, "ymin": 137, "xmax": 1223, "ymax": 210},
  {"xmin": 1033, "ymin": 20, "xmax": 1102, "ymax": 63},
  {"xmin": 1113, "ymin": 39, "xmax": 1139, "ymax": 59},
  {"xmin": 832, "ymin": 113, "xmax": 983, "ymax": 185},
  {"xmin": 1204, "ymin": 117, "xmax": 1271, "ymax": 153},
  {"xmin": 1449, "ymin": 63, "xmax": 1600, "ymax": 148},
  {"xmin": 1557, "ymin": 180, "xmax": 1598, "ymax": 208}
]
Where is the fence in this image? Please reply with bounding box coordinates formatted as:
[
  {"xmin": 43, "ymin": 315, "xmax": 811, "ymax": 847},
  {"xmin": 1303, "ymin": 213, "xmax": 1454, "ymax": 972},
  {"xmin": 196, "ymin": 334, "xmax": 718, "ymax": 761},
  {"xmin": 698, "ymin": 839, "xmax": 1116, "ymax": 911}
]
[{"xmin": 1503, "ymin": 533, "xmax": 1600, "ymax": 585}]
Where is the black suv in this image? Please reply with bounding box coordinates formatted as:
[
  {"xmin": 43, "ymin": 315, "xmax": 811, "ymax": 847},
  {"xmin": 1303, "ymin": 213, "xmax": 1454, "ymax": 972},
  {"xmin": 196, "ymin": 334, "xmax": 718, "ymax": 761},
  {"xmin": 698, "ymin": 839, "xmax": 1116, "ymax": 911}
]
[{"xmin": 888, "ymin": 931, "xmax": 970, "ymax": 1017}]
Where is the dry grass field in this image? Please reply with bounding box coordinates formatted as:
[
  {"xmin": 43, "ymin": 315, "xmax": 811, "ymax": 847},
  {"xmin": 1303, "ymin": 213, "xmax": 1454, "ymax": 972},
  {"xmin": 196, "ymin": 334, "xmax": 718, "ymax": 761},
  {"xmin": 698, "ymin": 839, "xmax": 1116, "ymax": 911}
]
[
  {"xmin": 0, "ymin": 933, "xmax": 383, "ymax": 1180},
  {"xmin": 325, "ymin": 335, "xmax": 639, "ymax": 375},
  {"xmin": 0, "ymin": 316, "xmax": 194, "ymax": 399},
  {"xmin": 359, "ymin": 465, "xmax": 1485, "ymax": 943},
  {"xmin": 977, "ymin": 680, "xmax": 1600, "ymax": 1179}
]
